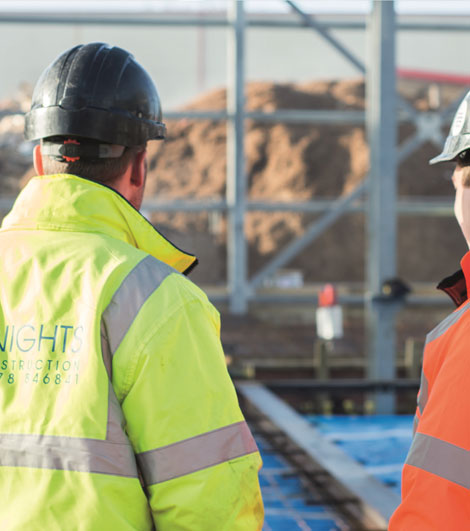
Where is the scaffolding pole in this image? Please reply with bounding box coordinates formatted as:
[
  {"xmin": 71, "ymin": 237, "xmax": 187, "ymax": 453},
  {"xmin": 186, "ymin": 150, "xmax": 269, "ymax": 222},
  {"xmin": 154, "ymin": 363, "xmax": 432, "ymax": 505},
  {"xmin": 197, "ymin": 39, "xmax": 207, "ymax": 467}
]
[
  {"xmin": 227, "ymin": 0, "xmax": 247, "ymax": 314},
  {"xmin": 366, "ymin": 0, "xmax": 398, "ymax": 414}
]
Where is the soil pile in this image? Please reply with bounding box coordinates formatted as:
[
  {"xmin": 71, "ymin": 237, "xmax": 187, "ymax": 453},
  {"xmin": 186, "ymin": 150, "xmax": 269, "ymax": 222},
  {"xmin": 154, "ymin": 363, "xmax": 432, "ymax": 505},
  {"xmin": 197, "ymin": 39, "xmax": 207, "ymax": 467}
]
[
  {"xmin": 0, "ymin": 86, "xmax": 34, "ymax": 195},
  {"xmin": 2, "ymin": 79, "xmax": 466, "ymax": 286},
  {"xmin": 144, "ymin": 78, "xmax": 466, "ymax": 285}
]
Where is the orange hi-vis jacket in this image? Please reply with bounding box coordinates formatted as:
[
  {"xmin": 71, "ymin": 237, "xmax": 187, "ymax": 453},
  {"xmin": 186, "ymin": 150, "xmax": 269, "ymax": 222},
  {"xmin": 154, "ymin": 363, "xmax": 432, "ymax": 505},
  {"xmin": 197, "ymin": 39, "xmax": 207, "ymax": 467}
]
[{"xmin": 390, "ymin": 251, "xmax": 470, "ymax": 530}]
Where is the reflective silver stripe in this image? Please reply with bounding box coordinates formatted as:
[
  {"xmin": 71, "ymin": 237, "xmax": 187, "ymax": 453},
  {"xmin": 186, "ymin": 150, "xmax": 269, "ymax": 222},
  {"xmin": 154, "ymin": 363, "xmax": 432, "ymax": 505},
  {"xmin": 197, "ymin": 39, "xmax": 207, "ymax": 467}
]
[
  {"xmin": 137, "ymin": 421, "xmax": 258, "ymax": 486},
  {"xmin": 0, "ymin": 366, "xmax": 136, "ymax": 478},
  {"xmin": 0, "ymin": 384, "xmax": 138, "ymax": 477},
  {"xmin": 417, "ymin": 370, "xmax": 429, "ymax": 415},
  {"xmin": 0, "ymin": 433, "xmax": 138, "ymax": 478},
  {"xmin": 406, "ymin": 432, "xmax": 470, "ymax": 489},
  {"xmin": 413, "ymin": 414, "xmax": 419, "ymax": 435},
  {"xmin": 100, "ymin": 320, "xmax": 112, "ymax": 379},
  {"xmin": 106, "ymin": 382, "xmax": 132, "ymax": 445},
  {"xmin": 102, "ymin": 255, "xmax": 176, "ymax": 355},
  {"xmin": 426, "ymin": 302, "xmax": 470, "ymax": 344}
]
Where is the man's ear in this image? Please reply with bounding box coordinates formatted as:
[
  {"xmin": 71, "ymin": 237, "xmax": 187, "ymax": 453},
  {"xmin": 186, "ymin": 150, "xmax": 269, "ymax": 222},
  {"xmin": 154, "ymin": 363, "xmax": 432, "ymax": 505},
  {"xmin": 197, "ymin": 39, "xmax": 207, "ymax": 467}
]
[
  {"xmin": 33, "ymin": 144, "xmax": 44, "ymax": 176},
  {"xmin": 130, "ymin": 149, "xmax": 147, "ymax": 188}
]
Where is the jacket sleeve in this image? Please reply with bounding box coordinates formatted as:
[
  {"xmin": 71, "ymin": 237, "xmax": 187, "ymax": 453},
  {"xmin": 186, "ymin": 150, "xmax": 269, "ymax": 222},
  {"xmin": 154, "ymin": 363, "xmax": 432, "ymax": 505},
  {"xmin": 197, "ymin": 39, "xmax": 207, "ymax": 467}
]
[{"xmin": 117, "ymin": 277, "xmax": 264, "ymax": 530}]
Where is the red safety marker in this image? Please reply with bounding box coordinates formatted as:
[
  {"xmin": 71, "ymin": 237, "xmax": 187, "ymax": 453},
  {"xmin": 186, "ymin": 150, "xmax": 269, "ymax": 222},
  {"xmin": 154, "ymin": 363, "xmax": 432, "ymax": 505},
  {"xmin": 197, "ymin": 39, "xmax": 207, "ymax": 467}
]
[
  {"xmin": 318, "ymin": 283, "xmax": 337, "ymax": 307},
  {"xmin": 316, "ymin": 284, "xmax": 343, "ymax": 340}
]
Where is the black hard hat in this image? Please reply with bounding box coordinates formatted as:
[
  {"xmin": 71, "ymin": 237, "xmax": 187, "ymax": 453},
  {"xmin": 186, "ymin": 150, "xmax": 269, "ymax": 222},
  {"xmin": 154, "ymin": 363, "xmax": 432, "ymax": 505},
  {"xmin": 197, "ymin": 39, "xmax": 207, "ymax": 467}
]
[
  {"xmin": 24, "ymin": 42, "xmax": 166, "ymax": 147},
  {"xmin": 430, "ymin": 90, "xmax": 470, "ymax": 165}
]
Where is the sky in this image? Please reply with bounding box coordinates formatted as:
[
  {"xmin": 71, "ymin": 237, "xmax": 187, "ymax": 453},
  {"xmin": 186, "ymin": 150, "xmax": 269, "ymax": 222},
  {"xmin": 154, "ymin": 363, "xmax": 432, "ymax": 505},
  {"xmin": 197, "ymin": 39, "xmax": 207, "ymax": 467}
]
[{"xmin": 1, "ymin": 0, "xmax": 470, "ymax": 16}]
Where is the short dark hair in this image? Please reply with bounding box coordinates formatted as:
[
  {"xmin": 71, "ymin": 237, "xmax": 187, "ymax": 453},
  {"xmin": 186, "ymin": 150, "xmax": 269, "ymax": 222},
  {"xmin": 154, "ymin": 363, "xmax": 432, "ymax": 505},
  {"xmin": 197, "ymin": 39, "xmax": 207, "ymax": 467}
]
[{"xmin": 40, "ymin": 138, "xmax": 145, "ymax": 185}]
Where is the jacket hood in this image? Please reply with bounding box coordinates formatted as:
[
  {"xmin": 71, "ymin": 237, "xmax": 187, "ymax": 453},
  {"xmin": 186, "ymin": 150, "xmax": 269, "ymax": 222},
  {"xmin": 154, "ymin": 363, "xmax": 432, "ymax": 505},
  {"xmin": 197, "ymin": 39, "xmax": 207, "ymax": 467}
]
[{"xmin": 0, "ymin": 174, "xmax": 197, "ymax": 274}]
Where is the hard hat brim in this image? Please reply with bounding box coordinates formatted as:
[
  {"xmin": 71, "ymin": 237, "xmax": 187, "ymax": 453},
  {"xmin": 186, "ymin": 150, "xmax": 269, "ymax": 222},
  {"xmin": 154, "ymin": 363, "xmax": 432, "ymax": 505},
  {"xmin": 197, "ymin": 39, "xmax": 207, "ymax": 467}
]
[
  {"xmin": 25, "ymin": 106, "xmax": 166, "ymax": 146},
  {"xmin": 429, "ymin": 152, "xmax": 456, "ymax": 165},
  {"xmin": 428, "ymin": 133, "xmax": 470, "ymax": 165}
]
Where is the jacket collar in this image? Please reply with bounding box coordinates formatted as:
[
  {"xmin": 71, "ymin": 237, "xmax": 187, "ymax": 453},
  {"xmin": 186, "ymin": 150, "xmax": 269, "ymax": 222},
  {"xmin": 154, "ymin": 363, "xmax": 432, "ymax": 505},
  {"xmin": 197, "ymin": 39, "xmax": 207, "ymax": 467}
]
[
  {"xmin": 1, "ymin": 174, "xmax": 197, "ymax": 275},
  {"xmin": 437, "ymin": 251, "xmax": 470, "ymax": 307}
]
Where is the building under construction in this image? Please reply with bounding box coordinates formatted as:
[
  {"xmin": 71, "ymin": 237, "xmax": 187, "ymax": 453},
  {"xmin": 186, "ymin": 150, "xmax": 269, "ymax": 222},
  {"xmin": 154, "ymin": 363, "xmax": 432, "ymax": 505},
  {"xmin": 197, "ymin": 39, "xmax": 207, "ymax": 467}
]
[{"xmin": 0, "ymin": 0, "xmax": 469, "ymax": 528}]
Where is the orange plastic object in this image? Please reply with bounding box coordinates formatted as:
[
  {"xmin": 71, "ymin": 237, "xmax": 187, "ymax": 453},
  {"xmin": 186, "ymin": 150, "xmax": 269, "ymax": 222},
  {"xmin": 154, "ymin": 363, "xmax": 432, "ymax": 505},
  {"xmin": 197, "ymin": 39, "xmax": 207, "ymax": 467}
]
[{"xmin": 318, "ymin": 284, "xmax": 337, "ymax": 307}]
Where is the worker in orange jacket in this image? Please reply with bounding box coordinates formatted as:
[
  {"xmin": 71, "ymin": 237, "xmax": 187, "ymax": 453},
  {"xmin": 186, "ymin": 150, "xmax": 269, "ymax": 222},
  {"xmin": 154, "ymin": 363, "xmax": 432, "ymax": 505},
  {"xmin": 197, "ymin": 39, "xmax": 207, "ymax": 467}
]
[{"xmin": 390, "ymin": 90, "xmax": 470, "ymax": 529}]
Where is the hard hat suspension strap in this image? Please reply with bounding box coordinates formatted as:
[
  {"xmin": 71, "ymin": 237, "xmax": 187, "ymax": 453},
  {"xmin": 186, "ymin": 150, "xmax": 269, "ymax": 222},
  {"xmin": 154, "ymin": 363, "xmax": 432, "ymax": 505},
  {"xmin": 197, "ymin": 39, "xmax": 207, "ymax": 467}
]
[{"xmin": 41, "ymin": 139, "xmax": 125, "ymax": 162}]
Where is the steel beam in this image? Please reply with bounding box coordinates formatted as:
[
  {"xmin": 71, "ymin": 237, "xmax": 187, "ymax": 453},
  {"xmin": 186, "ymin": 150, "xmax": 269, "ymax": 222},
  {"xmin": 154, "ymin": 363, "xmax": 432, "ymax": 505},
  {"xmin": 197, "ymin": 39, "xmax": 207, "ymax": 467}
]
[
  {"xmin": 142, "ymin": 199, "xmax": 227, "ymax": 212},
  {"xmin": 247, "ymin": 199, "xmax": 362, "ymax": 213},
  {"xmin": 259, "ymin": 199, "xmax": 454, "ymax": 215},
  {"xmin": 366, "ymin": 1, "xmax": 398, "ymax": 414},
  {"xmin": 261, "ymin": 379, "xmax": 420, "ymax": 391},
  {"xmin": 165, "ymin": 109, "xmax": 365, "ymax": 123},
  {"xmin": 0, "ymin": 195, "xmax": 453, "ymax": 215},
  {"xmin": 0, "ymin": 15, "xmax": 229, "ymax": 26},
  {"xmin": 396, "ymin": 199, "xmax": 453, "ymax": 216},
  {"xmin": 0, "ymin": 14, "xmax": 469, "ymax": 33},
  {"xmin": 226, "ymin": 0, "xmax": 247, "ymax": 314},
  {"xmin": 248, "ymin": 198, "xmax": 452, "ymax": 215},
  {"xmin": 238, "ymin": 382, "xmax": 400, "ymax": 526},
  {"xmin": 2, "ymin": 107, "xmax": 415, "ymax": 125},
  {"xmin": 246, "ymin": 109, "xmax": 364, "ymax": 124},
  {"xmin": 285, "ymin": 0, "xmax": 416, "ymax": 119},
  {"xmin": 396, "ymin": 133, "xmax": 426, "ymax": 164},
  {"xmin": 203, "ymin": 290, "xmax": 452, "ymax": 307},
  {"xmin": 249, "ymin": 180, "xmax": 368, "ymax": 291},
  {"xmin": 286, "ymin": 0, "xmax": 366, "ymax": 73},
  {"xmin": 247, "ymin": 292, "xmax": 452, "ymax": 306},
  {"xmin": 165, "ymin": 110, "xmax": 228, "ymax": 120}
]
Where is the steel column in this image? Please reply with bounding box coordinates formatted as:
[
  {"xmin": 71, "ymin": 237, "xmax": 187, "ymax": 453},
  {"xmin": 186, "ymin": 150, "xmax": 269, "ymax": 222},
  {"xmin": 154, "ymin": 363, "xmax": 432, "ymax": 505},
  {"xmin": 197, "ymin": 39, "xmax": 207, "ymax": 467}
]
[
  {"xmin": 366, "ymin": 0, "xmax": 398, "ymax": 414},
  {"xmin": 227, "ymin": 0, "xmax": 247, "ymax": 314}
]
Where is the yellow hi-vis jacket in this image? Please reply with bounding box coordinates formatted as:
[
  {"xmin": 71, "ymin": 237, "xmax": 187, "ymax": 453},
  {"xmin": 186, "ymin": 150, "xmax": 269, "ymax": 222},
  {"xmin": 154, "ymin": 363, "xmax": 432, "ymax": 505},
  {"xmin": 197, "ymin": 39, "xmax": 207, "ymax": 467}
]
[{"xmin": 0, "ymin": 174, "xmax": 264, "ymax": 530}]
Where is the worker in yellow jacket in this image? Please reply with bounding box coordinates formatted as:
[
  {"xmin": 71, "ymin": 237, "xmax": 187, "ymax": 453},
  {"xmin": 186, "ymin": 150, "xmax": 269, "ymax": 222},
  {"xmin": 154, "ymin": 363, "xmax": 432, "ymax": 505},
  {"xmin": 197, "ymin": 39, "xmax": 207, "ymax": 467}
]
[{"xmin": 0, "ymin": 42, "xmax": 264, "ymax": 530}]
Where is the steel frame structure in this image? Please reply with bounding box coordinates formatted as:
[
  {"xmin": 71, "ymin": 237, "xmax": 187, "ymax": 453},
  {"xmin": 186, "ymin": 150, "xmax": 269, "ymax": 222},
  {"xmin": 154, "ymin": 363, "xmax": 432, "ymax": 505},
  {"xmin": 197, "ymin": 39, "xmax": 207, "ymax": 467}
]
[{"xmin": 0, "ymin": 1, "xmax": 466, "ymax": 412}]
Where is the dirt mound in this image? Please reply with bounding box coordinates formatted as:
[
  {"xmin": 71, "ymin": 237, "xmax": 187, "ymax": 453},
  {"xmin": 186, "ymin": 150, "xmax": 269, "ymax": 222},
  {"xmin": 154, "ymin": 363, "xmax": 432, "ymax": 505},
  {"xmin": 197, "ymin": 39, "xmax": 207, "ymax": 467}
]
[
  {"xmin": 144, "ymin": 79, "xmax": 464, "ymax": 285},
  {"xmin": 0, "ymin": 86, "xmax": 34, "ymax": 195},
  {"xmin": 2, "ymin": 78, "xmax": 466, "ymax": 286}
]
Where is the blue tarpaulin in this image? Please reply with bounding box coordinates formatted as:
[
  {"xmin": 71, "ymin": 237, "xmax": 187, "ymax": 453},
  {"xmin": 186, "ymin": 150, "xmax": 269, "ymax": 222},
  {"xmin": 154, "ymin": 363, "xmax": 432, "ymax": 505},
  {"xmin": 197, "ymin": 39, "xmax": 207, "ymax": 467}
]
[
  {"xmin": 308, "ymin": 415, "xmax": 414, "ymax": 494},
  {"xmin": 258, "ymin": 415, "xmax": 413, "ymax": 530},
  {"xmin": 257, "ymin": 434, "xmax": 345, "ymax": 531}
]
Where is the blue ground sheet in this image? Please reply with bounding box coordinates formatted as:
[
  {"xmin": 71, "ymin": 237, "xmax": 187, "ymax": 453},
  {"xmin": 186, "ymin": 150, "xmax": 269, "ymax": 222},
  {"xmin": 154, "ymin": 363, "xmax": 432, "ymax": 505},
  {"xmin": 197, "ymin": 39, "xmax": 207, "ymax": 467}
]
[
  {"xmin": 257, "ymin": 435, "xmax": 347, "ymax": 531},
  {"xmin": 308, "ymin": 415, "xmax": 414, "ymax": 495},
  {"xmin": 257, "ymin": 415, "xmax": 414, "ymax": 530}
]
